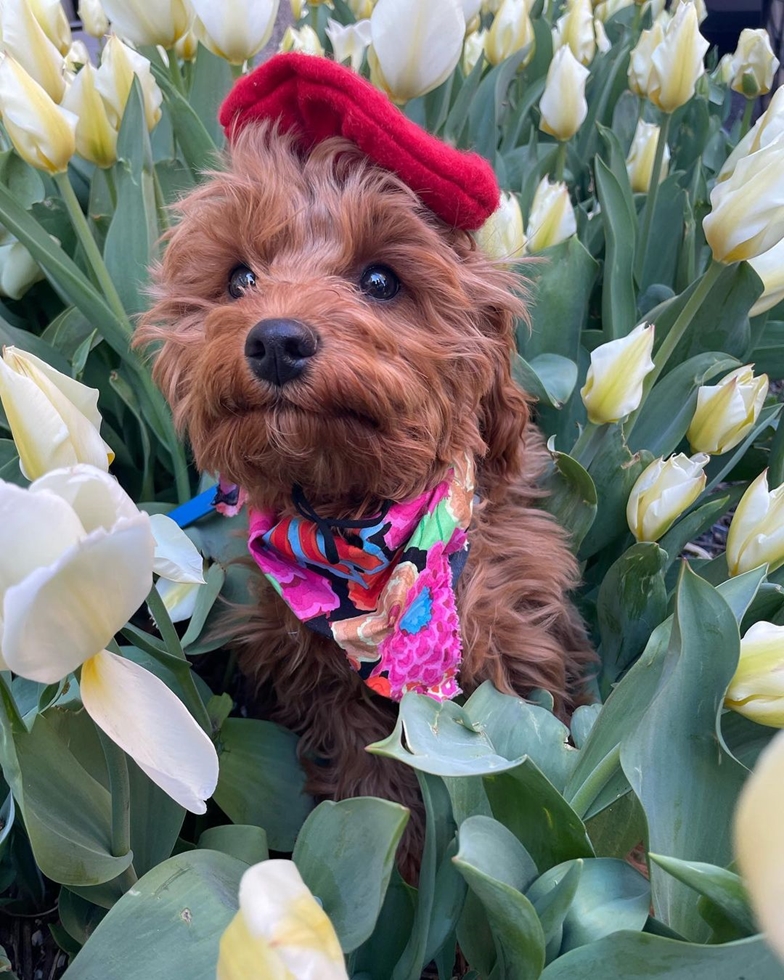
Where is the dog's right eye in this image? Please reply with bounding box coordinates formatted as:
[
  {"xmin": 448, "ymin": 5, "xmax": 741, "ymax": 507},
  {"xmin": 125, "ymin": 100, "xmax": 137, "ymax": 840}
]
[{"xmin": 228, "ymin": 265, "xmax": 257, "ymax": 299}]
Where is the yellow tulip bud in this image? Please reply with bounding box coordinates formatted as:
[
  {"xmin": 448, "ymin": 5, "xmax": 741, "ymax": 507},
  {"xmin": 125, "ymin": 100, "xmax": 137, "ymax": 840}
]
[
  {"xmin": 485, "ymin": 0, "xmax": 535, "ymax": 67},
  {"xmin": 475, "ymin": 191, "xmax": 527, "ymax": 261},
  {"xmin": 686, "ymin": 365, "xmax": 768, "ymax": 455},
  {"xmin": 280, "ymin": 25, "xmax": 326, "ymax": 56},
  {"xmin": 703, "ymin": 136, "xmax": 784, "ymax": 264},
  {"xmin": 0, "ymin": 57, "xmax": 76, "ymax": 174},
  {"xmin": 217, "ymin": 861, "xmax": 348, "ymax": 980},
  {"xmin": 647, "ymin": 2, "xmax": 709, "ymax": 113},
  {"xmin": 0, "ymin": 346, "xmax": 114, "ymax": 480},
  {"xmin": 95, "ymin": 36, "xmax": 162, "ymax": 132},
  {"xmin": 64, "ymin": 40, "xmax": 91, "ymax": 74},
  {"xmin": 0, "ymin": 0, "xmax": 67, "ymax": 103},
  {"xmin": 713, "ymin": 52, "xmax": 735, "ymax": 85},
  {"xmin": 626, "ymin": 452, "xmax": 709, "ymax": 542},
  {"xmin": 62, "ymin": 63, "xmax": 118, "ymax": 168},
  {"xmin": 191, "ymin": 0, "xmax": 279, "ymax": 65},
  {"xmin": 77, "ymin": 0, "xmax": 110, "ymax": 38},
  {"xmin": 463, "ymin": 28, "xmax": 487, "ymax": 75},
  {"xmin": 539, "ymin": 46, "xmax": 589, "ymax": 141},
  {"xmin": 174, "ymin": 30, "xmax": 199, "ymax": 62},
  {"xmin": 99, "ymin": 0, "xmax": 190, "ymax": 48},
  {"xmin": 580, "ymin": 322, "xmax": 655, "ymax": 424},
  {"xmin": 625, "ymin": 120, "xmax": 670, "ymax": 193},
  {"xmin": 730, "ymin": 28, "xmax": 779, "ymax": 98},
  {"xmin": 29, "ymin": 0, "xmax": 72, "ymax": 54},
  {"xmin": 734, "ymin": 729, "xmax": 784, "ymax": 965},
  {"xmin": 628, "ymin": 21, "xmax": 665, "ymax": 97},
  {"xmin": 0, "ymin": 240, "xmax": 44, "ymax": 299},
  {"xmin": 749, "ymin": 237, "xmax": 784, "ymax": 317},
  {"xmin": 727, "ymin": 470, "xmax": 784, "ymax": 576},
  {"xmin": 525, "ymin": 176, "xmax": 576, "ymax": 252},
  {"xmin": 326, "ymin": 18, "xmax": 372, "ymax": 72},
  {"xmin": 726, "ymin": 622, "xmax": 784, "ymax": 727},
  {"xmin": 370, "ymin": 0, "xmax": 466, "ymax": 102},
  {"xmin": 552, "ymin": 0, "xmax": 596, "ymax": 65}
]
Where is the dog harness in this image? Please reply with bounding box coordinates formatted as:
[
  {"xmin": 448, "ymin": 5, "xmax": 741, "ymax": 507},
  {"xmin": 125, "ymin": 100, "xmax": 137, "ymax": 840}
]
[{"xmin": 243, "ymin": 456, "xmax": 475, "ymax": 702}]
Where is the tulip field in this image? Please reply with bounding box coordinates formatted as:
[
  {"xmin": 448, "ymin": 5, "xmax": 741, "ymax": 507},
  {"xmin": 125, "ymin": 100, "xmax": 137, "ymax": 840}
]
[{"xmin": 1, "ymin": 0, "xmax": 784, "ymax": 977}]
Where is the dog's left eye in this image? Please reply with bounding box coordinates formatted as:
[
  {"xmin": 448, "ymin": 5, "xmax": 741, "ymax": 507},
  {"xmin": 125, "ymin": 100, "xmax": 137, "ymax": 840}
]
[
  {"xmin": 228, "ymin": 265, "xmax": 257, "ymax": 299},
  {"xmin": 359, "ymin": 265, "xmax": 400, "ymax": 301}
]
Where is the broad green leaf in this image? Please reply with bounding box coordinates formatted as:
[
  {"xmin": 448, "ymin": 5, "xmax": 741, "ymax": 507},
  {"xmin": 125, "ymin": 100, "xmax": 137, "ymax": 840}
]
[
  {"xmin": 528, "ymin": 354, "xmax": 579, "ymax": 407},
  {"xmin": 638, "ymin": 176, "xmax": 687, "ymax": 293},
  {"xmin": 648, "ymin": 854, "xmax": 755, "ymax": 936},
  {"xmin": 187, "ymin": 44, "xmax": 232, "ymax": 145},
  {"xmin": 62, "ymin": 850, "xmax": 245, "ymax": 980},
  {"xmin": 0, "ymin": 314, "xmax": 72, "ymax": 374},
  {"xmin": 350, "ymin": 870, "xmax": 416, "ymax": 980},
  {"xmin": 293, "ymin": 798, "xmax": 409, "ymax": 954},
  {"xmin": 750, "ymin": 318, "xmax": 784, "ymax": 378},
  {"xmin": 214, "ymin": 718, "xmax": 314, "ymax": 851},
  {"xmin": 596, "ymin": 157, "xmax": 636, "ymax": 341},
  {"xmin": 198, "ymin": 825, "xmax": 269, "ymax": 867},
  {"xmin": 0, "ymin": 149, "xmax": 45, "ymax": 207},
  {"xmin": 0, "ymin": 440, "xmax": 24, "ymax": 486},
  {"xmin": 181, "ymin": 563, "xmax": 226, "ymax": 648},
  {"xmin": 656, "ymin": 492, "xmax": 736, "ymax": 570},
  {"xmin": 469, "ymin": 49, "xmax": 530, "ymax": 162},
  {"xmin": 526, "ymin": 859, "xmax": 582, "ymax": 959},
  {"xmin": 620, "ymin": 567, "xmax": 747, "ymax": 940},
  {"xmin": 151, "ymin": 62, "xmax": 219, "ymax": 176},
  {"xmin": 59, "ymin": 888, "xmax": 106, "ymax": 947},
  {"xmin": 719, "ymin": 710, "xmax": 775, "ymax": 770}
]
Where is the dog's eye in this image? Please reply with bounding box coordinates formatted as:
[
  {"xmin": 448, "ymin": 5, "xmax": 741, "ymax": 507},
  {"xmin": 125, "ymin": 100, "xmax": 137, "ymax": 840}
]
[
  {"xmin": 228, "ymin": 265, "xmax": 257, "ymax": 299},
  {"xmin": 359, "ymin": 265, "xmax": 400, "ymax": 301}
]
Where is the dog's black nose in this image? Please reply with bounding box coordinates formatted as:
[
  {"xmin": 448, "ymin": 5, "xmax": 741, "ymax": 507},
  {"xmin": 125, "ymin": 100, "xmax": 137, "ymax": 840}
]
[{"xmin": 244, "ymin": 318, "xmax": 318, "ymax": 386}]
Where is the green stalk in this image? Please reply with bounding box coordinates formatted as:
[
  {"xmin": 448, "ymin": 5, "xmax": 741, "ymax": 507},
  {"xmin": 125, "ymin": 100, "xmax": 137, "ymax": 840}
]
[
  {"xmin": 553, "ymin": 141, "xmax": 568, "ymax": 182},
  {"xmin": 571, "ymin": 420, "xmax": 606, "ymax": 469},
  {"xmin": 97, "ymin": 727, "xmax": 133, "ymax": 859},
  {"xmin": 146, "ymin": 586, "xmax": 213, "ymax": 734},
  {"xmin": 168, "ymin": 50, "xmax": 187, "ymax": 95},
  {"xmin": 739, "ymin": 98, "xmax": 754, "ymax": 138},
  {"xmin": 633, "ymin": 112, "xmax": 672, "ymax": 284}
]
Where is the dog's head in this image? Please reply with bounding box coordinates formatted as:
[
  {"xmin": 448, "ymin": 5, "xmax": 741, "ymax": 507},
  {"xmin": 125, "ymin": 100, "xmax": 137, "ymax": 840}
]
[{"xmin": 137, "ymin": 74, "xmax": 530, "ymax": 514}]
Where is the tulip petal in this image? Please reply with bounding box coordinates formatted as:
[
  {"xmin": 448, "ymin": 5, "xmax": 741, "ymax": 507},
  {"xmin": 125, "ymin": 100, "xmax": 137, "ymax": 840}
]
[
  {"xmin": 155, "ymin": 577, "xmax": 202, "ymax": 623},
  {"xmin": 2, "ymin": 518, "xmax": 153, "ymax": 683},
  {"xmin": 149, "ymin": 514, "xmax": 205, "ymax": 584},
  {"xmin": 191, "ymin": 0, "xmax": 279, "ymax": 64},
  {"xmin": 734, "ymin": 729, "xmax": 784, "ymax": 961},
  {"xmin": 31, "ymin": 464, "xmax": 139, "ymax": 532},
  {"xmin": 81, "ymin": 650, "xmax": 219, "ymax": 813}
]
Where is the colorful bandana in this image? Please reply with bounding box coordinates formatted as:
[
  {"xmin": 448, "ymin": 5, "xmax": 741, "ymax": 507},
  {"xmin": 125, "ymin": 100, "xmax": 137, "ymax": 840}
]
[{"xmin": 246, "ymin": 456, "xmax": 475, "ymax": 702}]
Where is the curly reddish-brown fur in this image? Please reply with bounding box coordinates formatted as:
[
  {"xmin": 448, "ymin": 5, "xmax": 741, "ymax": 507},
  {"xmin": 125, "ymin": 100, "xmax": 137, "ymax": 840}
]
[{"xmin": 137, "ymin": 123, "xmax": 592, "ymax": 861}]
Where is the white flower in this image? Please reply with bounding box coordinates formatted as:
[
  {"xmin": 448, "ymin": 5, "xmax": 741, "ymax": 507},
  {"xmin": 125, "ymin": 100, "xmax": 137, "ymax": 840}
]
[
  {"xmin": 647, "ymin": 2, "xmax": 709, "ymax": 113},
  {"xmin": 727, "ymin": 470, "xmax": 784, "ymax": 576},
  {"xmin": 326, "ymin": 18, "xmax": 372, "ymax": 71},
  {"xmin": 77, "ymin": 0, "xmax": 110, "ymax": 38},
  {"xmin": 626, "ymin": 452, "xmax": 709, "ymax": 542},
  {"xmin": 749, "ymin": 237, "xmax": 784, "ymax": 317},
  {"xmin": 539, "ymin": 46, "xmax": 589, "ymax": 141},
  {"xmin": 625, "ymin": 119, "xmax": 670, "ymax": 193},
  {"xmin": 0, "ymin": 0, "xmax": 66, "ymax": 102},
  {"xmin": 580, "ymin": 323, "xmax": 655, "ymax": 424},
  {"xmin": 95, "ymin": 36, "xmax": 162, "ymax": 132},
  {"xmin": 552, "ymin": 0, "xmax": 596, "ymax": 66},
  {"xmin": 687, "ymin": 365, "xmax": 768, "ymax": 455},
  {"xmin": 191, "ymin": 0, "xmax": 280, "ymax": 64},
  {"xmin": 280, "ymin": 25, "xmax": 325, "ymax": 56},
  {"xmin": 485, "ymin": 0, "xmax": 535, "ymax": 67},
  {"xmin": 98, "ymin": 0, "xmax": 190, "ymax": 48},
  {"xmin": 475, "ymin": 191, "xmax": 526, "ymax": 261},
  {"xmin": 0, "ymin": 241, "xmax": 45, "ymax": 300},
  {"xmin": 719, "ymin": 87, "xmax": 784, "ymax": 183},
  {"xmin": 725, "ymin": 622, "xmax": 784, "ymax": 728},
  {"xmin": 729, "ymin": 28, "xmax": 779, "ymax": 97},
  {"xmin": 61, "ymin": 62, "xmax": 118, "ymax": 168},
  {"xmin": 526, "ymin": 176, "xmax": 577, "ymax": 252}
]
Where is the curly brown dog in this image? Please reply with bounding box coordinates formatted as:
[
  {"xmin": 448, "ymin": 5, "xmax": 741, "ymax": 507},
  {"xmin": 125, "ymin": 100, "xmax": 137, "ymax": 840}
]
[{"xmin": 137, "ymin": 116, "xmax": 591, "ymax": 852}]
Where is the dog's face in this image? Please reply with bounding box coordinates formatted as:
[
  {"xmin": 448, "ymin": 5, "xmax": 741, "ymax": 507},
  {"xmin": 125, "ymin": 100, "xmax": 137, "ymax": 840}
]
[{"xmin": 138, "ymin": 124, "xmax": 529, "ymax": 513}]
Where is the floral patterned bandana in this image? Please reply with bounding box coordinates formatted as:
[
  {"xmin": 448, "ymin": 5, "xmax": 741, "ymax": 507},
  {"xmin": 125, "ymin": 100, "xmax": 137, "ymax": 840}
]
[{"xmin": 246, "ymin": 456, "xmax": 475, "ymax": 702}]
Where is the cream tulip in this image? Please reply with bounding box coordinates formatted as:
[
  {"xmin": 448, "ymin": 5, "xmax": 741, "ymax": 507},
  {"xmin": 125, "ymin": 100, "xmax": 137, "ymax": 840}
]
[
  {"xmin": 687, "ymin": 365, "xmax": 768, "ymax": 455},
  {"xmin": 628, "ymin": 21, "xmax": 665, "ymax": 97},
  {"xmin": 98, "ymin": 0, "xmax": 190, "ymax": 48},
  {"xmin": 719, "ymin": 87, "xmax": 784, "ymax": 183},
  {"xmin": 730, "ymin": 28, "xmax": 779, "ymax": 97},
  {"xmin": 594, "ymin": 17, "xmax": 611, "ymax": 53},
  {"xmin": 580, "ymin": 322, "xmax": 655, "ymax": 424},
  {"xmin": 625, "ymin": 120, "xmax": 670, "ymax": 193},
  {"xmin": 175, "ymin": 29, "xmax": 199, "ymax": 62},
  {"xmin": 62, "ymin": 63, "xmax": 118, "ymax": 168},
  {"xmin": 95, "ymin": 36, "xmax": 162, "ymax": 132},
  {"xmin": 714, "ymin": 52, "xmax": 735, "ymax": 85},
  {"xmin": 77, "ymin": 0, "xmax": 110, "ymax": 38},
  {"xmin": 734, "ymin": 729, "xmax": 784, "ymax": 963},
  {"xmin": 29, "ymin": 0, "xmax": 72, "ymax": 54},
  {"xmin": 155, "ymin": 577, "xmax": 202, "ymax": 624},
  {"xmin": 647, "ymin": 2, "xmax": 709, "ymax": 113},
  {"xmin": 0, "ymin": 241, "xmax": 45, "ymax": 299},
  {"xmin": 370, "ymin": 0, "xmax": 465, "ymax": 102},
  {"xmin": 552, "ymin": 0, "xmax": 596, "ymax": 66},
  {"xmin": 217, "ymin": 861, "xmax": 348, "ymax": 980},
  {"xmin": 280, "ymin": 25, "xmax": 326, "ymax": 56},
  {"xmin": 670, "ymin": 0, "xmax": 707, "ymax": 22},
  {"xmin": 727, "ymin": 470, "xmax": 784, "ymax": 576},
  {"xmin": 526, "ymin": 176, "xmax": 577, "ymax": 252},
  {"xmin": 0, "ymin": 346, "xmax": 113, "ymax": 480},
  {"xmin": 626, "ymin": 452, "xmax": 709, "ymax": 542},
  {"xmin": 0, "ymin": 0, "xmax": 66, "ymax": 103},
  {"xmin": 703, "ymin": 135, "xmax": 784, "ymax": 264},
  {"xmin": 0, "ymin": 57, "xmax": 76, "ymax": 175},
  {"xmin": 326, "ymin": 19, "xmax": 372, "ymax": 70},
  {"xmin": 594, "ymin": 0, "xmax": 634, "ymax": 22},
  {"xmin": 725, "ymin": 622, "xmax": 784, "ymax": 727},
  {"xmin": 749, "ymin": 237, "xmax": 784, "ymax": 317},
  {"xmin": 539, "ymin": 46, "xmax": 589, "ymax": 141},
  {"xmin": 475, "ymin": 191, "xmax": 527, "ymax": 261},
  {"xmin": 64, "ymin": 40, "xmax": 91, "ymax": 74},
  {"xmin": 348, "ymin": 0, "xmax": 375, "ymax": 16},
  {"xmin": 485, "ymin": 0, "xmax": 535, "ymax": 67},
  {"xmin": 463, "ymin": 28, "xmax": 487, "ymax": 75},
  {"xmin": 191, "ymin": 0, "xmax": 280, "ymax": 65}
]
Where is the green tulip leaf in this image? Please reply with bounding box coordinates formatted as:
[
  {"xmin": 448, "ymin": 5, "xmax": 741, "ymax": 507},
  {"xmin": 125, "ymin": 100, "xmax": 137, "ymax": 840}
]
[
  {"xmin": 151, "ymin": 62, "xmax": 219, "ymax": 177},
  {"xmin": 187, "ymin": 44, "xmax": 232, "ymax": 146},
  {"xmin": 596, "ymin": 157, "xmax": 636, "ymax": 342},
  {"xmin": 198, "ymin": 825, "xmax": 269, "ymax": 867},
  {"xmin": 540, "ymin": 445, "xmax": 598, "ymax": 552},
  {"xmin": 637, "ymin": 176, "xmax": 688, "ymax": 293},
  {"xmin": 648, "ymin": 854, "xmax": 755, "ymax": 936},
  {"xmin": 526, "ymin": 858, "xmax": 583, "ymax": 958}
]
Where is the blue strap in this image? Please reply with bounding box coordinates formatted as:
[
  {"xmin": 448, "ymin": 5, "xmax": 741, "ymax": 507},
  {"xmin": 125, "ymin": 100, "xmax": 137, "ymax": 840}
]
[{"xmin": 167, "ymin": 487, "xmax": 218, "ymax": 528}]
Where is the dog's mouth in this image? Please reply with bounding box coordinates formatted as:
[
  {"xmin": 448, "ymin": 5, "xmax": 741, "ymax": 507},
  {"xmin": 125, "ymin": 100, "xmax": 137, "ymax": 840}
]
[{"xmin": 221, "ymin": 391, "xmax": 382, "ymax": 432}]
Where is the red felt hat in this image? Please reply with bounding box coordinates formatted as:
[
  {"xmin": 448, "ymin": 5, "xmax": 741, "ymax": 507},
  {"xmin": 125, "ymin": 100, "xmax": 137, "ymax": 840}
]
[{"xmin": 218, "ymin": 53, "xmax": 499, "ymax": 231}]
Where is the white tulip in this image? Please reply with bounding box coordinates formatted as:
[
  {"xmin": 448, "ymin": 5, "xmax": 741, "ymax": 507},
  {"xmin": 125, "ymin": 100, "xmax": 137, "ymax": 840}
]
[
  {"xmin": 0, "ymin": 241, "xmax": 44, "ymax": 300},
  {"xmin": 719, "ymin": 87, "xmax": 784, "ymax": 183},
  {"xmin": 0, "ymin": 0, "xmax": 66, "ymax": 103},
  {"xmin": 580, "ymin": 322, "xmax": 656, "ymax": 424},
  {"xmin": 552, "ymin": 0, "xmax": 596, "ymax": 66},
  {"xmin": 370, "ymin": 0, "xmax": 465, "ymax": 102},
  {"xmin": 727, "ymin": 470, "xmax": 784, "ymax": 576},
  {"xmin": 625, "ymin": 119, "xmax": 670, "ymax": 193},
  {"xmin": 64, "ymin": 40, "xmax": 91, "ymax": 74},
  {"xmin": 475, "ymin": 191, "xmax": 527, "ymax": 261},
  {"xmin": 485, "ymin": 0, "xmax": 535, "ymax": 67},
  {"xmin": 98, "ymin": 0, "xmax": 190, "ymax": 48},
  {"xmin": 749, "ymin": 236, "xmax": 784, "ymax": 317},
  {"xmin": 462, "ymin": 28, "xmax": 487, "ymax": 75},
  {"xmin": 29, "ymin": 0, "xmax": 72, "ymax": 54},
  {"xmin": 96, "ymin": 36, "xmax": 162, "ymax": 132},
  {"xmin": 670, "ymin": 0, "xmax": 707, "ymax": 22},
  {"xmin": 628, "ymin": 21, "xmax": 665, "ymax": 97},
  {"xmin": 62, "ymin": 62, "xmax": 118, "ymax": 168},
  {"xmin": 730, "ymin": 28, "xmax": 779, "ymax": 97},
  {"xmin": 539, "ymin": 46, "xmax": 589, "ymax": 141},
  {"xmin": 326, "ymin": 18, "xmax": 372, "ymax": 71},
  {"xmin": 155, "ymin": 577, "xmax": 202, "ymax": 624},
  {"xmin": 626, "ymin": 452, "xmax": 709, "ymax": 542},
  {"xmin": 148, "ymin": 513, "xmax": 205, "ymax": 584},
  {"xmin": 280, "ymin": 24, "xmax": 326, "ymax": 56},
  {"xmin": 526, "ymin": 176, "xmax": 577, "ymax": 252},
  {"xmin": 191, "ymin": 0, "xmax": 280, "ymax": 65},
  {"xmin": 687, "ymin": 365, "xmax": 769, "ymax": 455},
  {"xmin": 594, "ymin": 0, "xmax": 634, "ymax": 21},
  {"xmin": 725, "ymin": 622, "xmax": 784, "ymax": 728},
  {"xmin": 594, "ymin": 17, "xmax": 611, "ymax": 53},
  {"xmin": 647, "ymin": 2, "xmax": 709, "ymax": 113},
  {"xmin": 77, "ymin": 0, "xmax": 110, "ymax": 38}
]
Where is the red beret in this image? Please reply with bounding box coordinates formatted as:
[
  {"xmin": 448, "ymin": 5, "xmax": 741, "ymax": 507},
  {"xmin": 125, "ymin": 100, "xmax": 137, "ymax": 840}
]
[{"xmin": 218, "ymin": 53, "xmax": 500, "ymax": 231}]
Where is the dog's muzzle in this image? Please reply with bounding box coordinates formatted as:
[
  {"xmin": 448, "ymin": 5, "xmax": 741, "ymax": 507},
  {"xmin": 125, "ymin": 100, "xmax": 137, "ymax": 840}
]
[{"xmin": 245, "ymin": 318, "xmax": 318, "ymax": 386}]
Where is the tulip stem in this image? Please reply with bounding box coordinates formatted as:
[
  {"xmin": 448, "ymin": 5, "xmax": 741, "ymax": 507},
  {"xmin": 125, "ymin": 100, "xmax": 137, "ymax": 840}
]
[
  {"xmin": 739, "ymin": 98, "xmax": 755, "ymax": 138},
  {"xmin": 145, "ymin": 586, "xmax": 213, "ymax": 734},
  {"xmin": 554, "ymin": 141, "xmax": 568, "ymax": 182},
  {"xmin": 634, "ymin": 112, "xmax": 672, "ymax": 285},
  {"xmin": 571, "ymin": 420, "xmax": 606, "ymax": 468},
  {"xmin": 97, "ymin": 728, "xmax": 133, "ymax": 860},
  {"xmin": 167, "ymin": 52, "xmax": 187, "ymax": 96}
]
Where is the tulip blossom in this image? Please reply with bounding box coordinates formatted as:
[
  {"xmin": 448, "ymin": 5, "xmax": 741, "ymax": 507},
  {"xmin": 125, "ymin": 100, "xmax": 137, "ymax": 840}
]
[
  {"xmin": 62, "ymin": 62, "xmax": 118, "ymax": 168},
  {"xmin": 725, "ymin": 622, "xmax": 784, "ymax": 727},
  {"xmin": 526, "ymin": 177, "xmax": 577, "ymax": 252},
  {"xmin": 580, "ymin": 323, "xmax": 655, "ymax": 424},
  {"xmin": 95, "ymin": 36, "xmax": 162, "ymax": 132},
  {"xmin": 0, "ymin": 57, "xmax": 76, "ymax": 175},
  {"xmin": 687, "ymin": 365, "xmax": 768, "ymax": 455},
  {"xmin": 703, "ymin": 136, "xmax": 784, "ymax": 264},
  {"xmin": 594, "ymin": 0, "xmax": 634, "ymax": 21},
  {"xmin": 326, "ymin": 19, "xmax": 372, "ymax": 71},
  {"xmin": 0, "ymin": 466, "xmax": 216, "ymax": 812},
  {"xmin": 64, "ymin": 40, "xmax": 91, "ymax": 74},
  {"xmin": 348, "ymin": 0, "xmax": 375, "ymax": 17},
  {"xmin": 475, "ymin": 191, "xmax": 527, "ymax": 261},
  {"xmin": 734, "ymin": 729, "xmax": 784, "ymax": 964},
  {"xmin": 155, "ymin": 577, "xmax": 203, "ymax": 624},
  {"xmin": 539, "ymin": 46, "xmax": 589, "ymax": 141},
  {"xmin": 485, "ymin": 0, "xmax": 535, "ymax": 67},
  {"xmin": 0, "ymin": 241, "xmax": 44, "ymax": 300},
  {"xmin": 77, "ymin": 0, "xmax": 109, "ymax": 38},
  {"xmin": 280, "ymin": 25, "xmax": 326, "ymax": 57},
  {"xmin": 191, "ymin": 0, "xmax": 279, "ymax": 65},
  {"xmin": 0, "ymin": 347, "xmax": 114, "ymax": 480},
  {"xmin": 727, "ymin": 470, "xmax": 784, "ymax": 576},
  {"xmin": 647, "ymin": 2, "xmax": 709, "ymax": 113},
  {"xmin": 713, "ymin": 52, "xmax": 735, "ymax": 84},
  {"xmin": 217, "ymin": 861, "xmax": 348, "ymax": 980},
  {"xmin": 29, "ymin": 0, "xmax": 72, "ymax": 54},
  {"xmin": 719, "ymin": 87, "xmax": 784, "ymax": 184},
  {"xmin": 626, "ymin": 452, "xmax": 709, "ymax": 542},
  {"xmin": 625, "ymin": 120, "xmax": 670, "ymax": 193},
  {"xmin": 463, "ymin": 28, "xmax": 487, "ymax": 75},
  {"xmin": 729, "ymin": 28, "xmax": 779, "ymax": 97},
  {"xmin": 175, "ymin": 29, "xmax": 199, "ymax": 62},
  {"xmin": 552, "ymin": 0, "xmax": 596, "ymax": 66},
  {"xmin": 98, "ymin": 0, "xmax": 190, "ymax": 48},
  {"xmin": 749, "ymin": 237, "xmax": 784, "ymax": 317},
  {"xmin": 628, "ymin": 21, "xmax": 665, "ymax": 97},
  {"xmin": 0, "ymin": 0, "xmax": 66, "ymax": 103},
  {"xmin": 671, "ymin": 0, "xmax": 707, "ymax": 22},
  {"xmin": 370, "ymin": 0, "xmax": 465, "ymax": 102}
]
